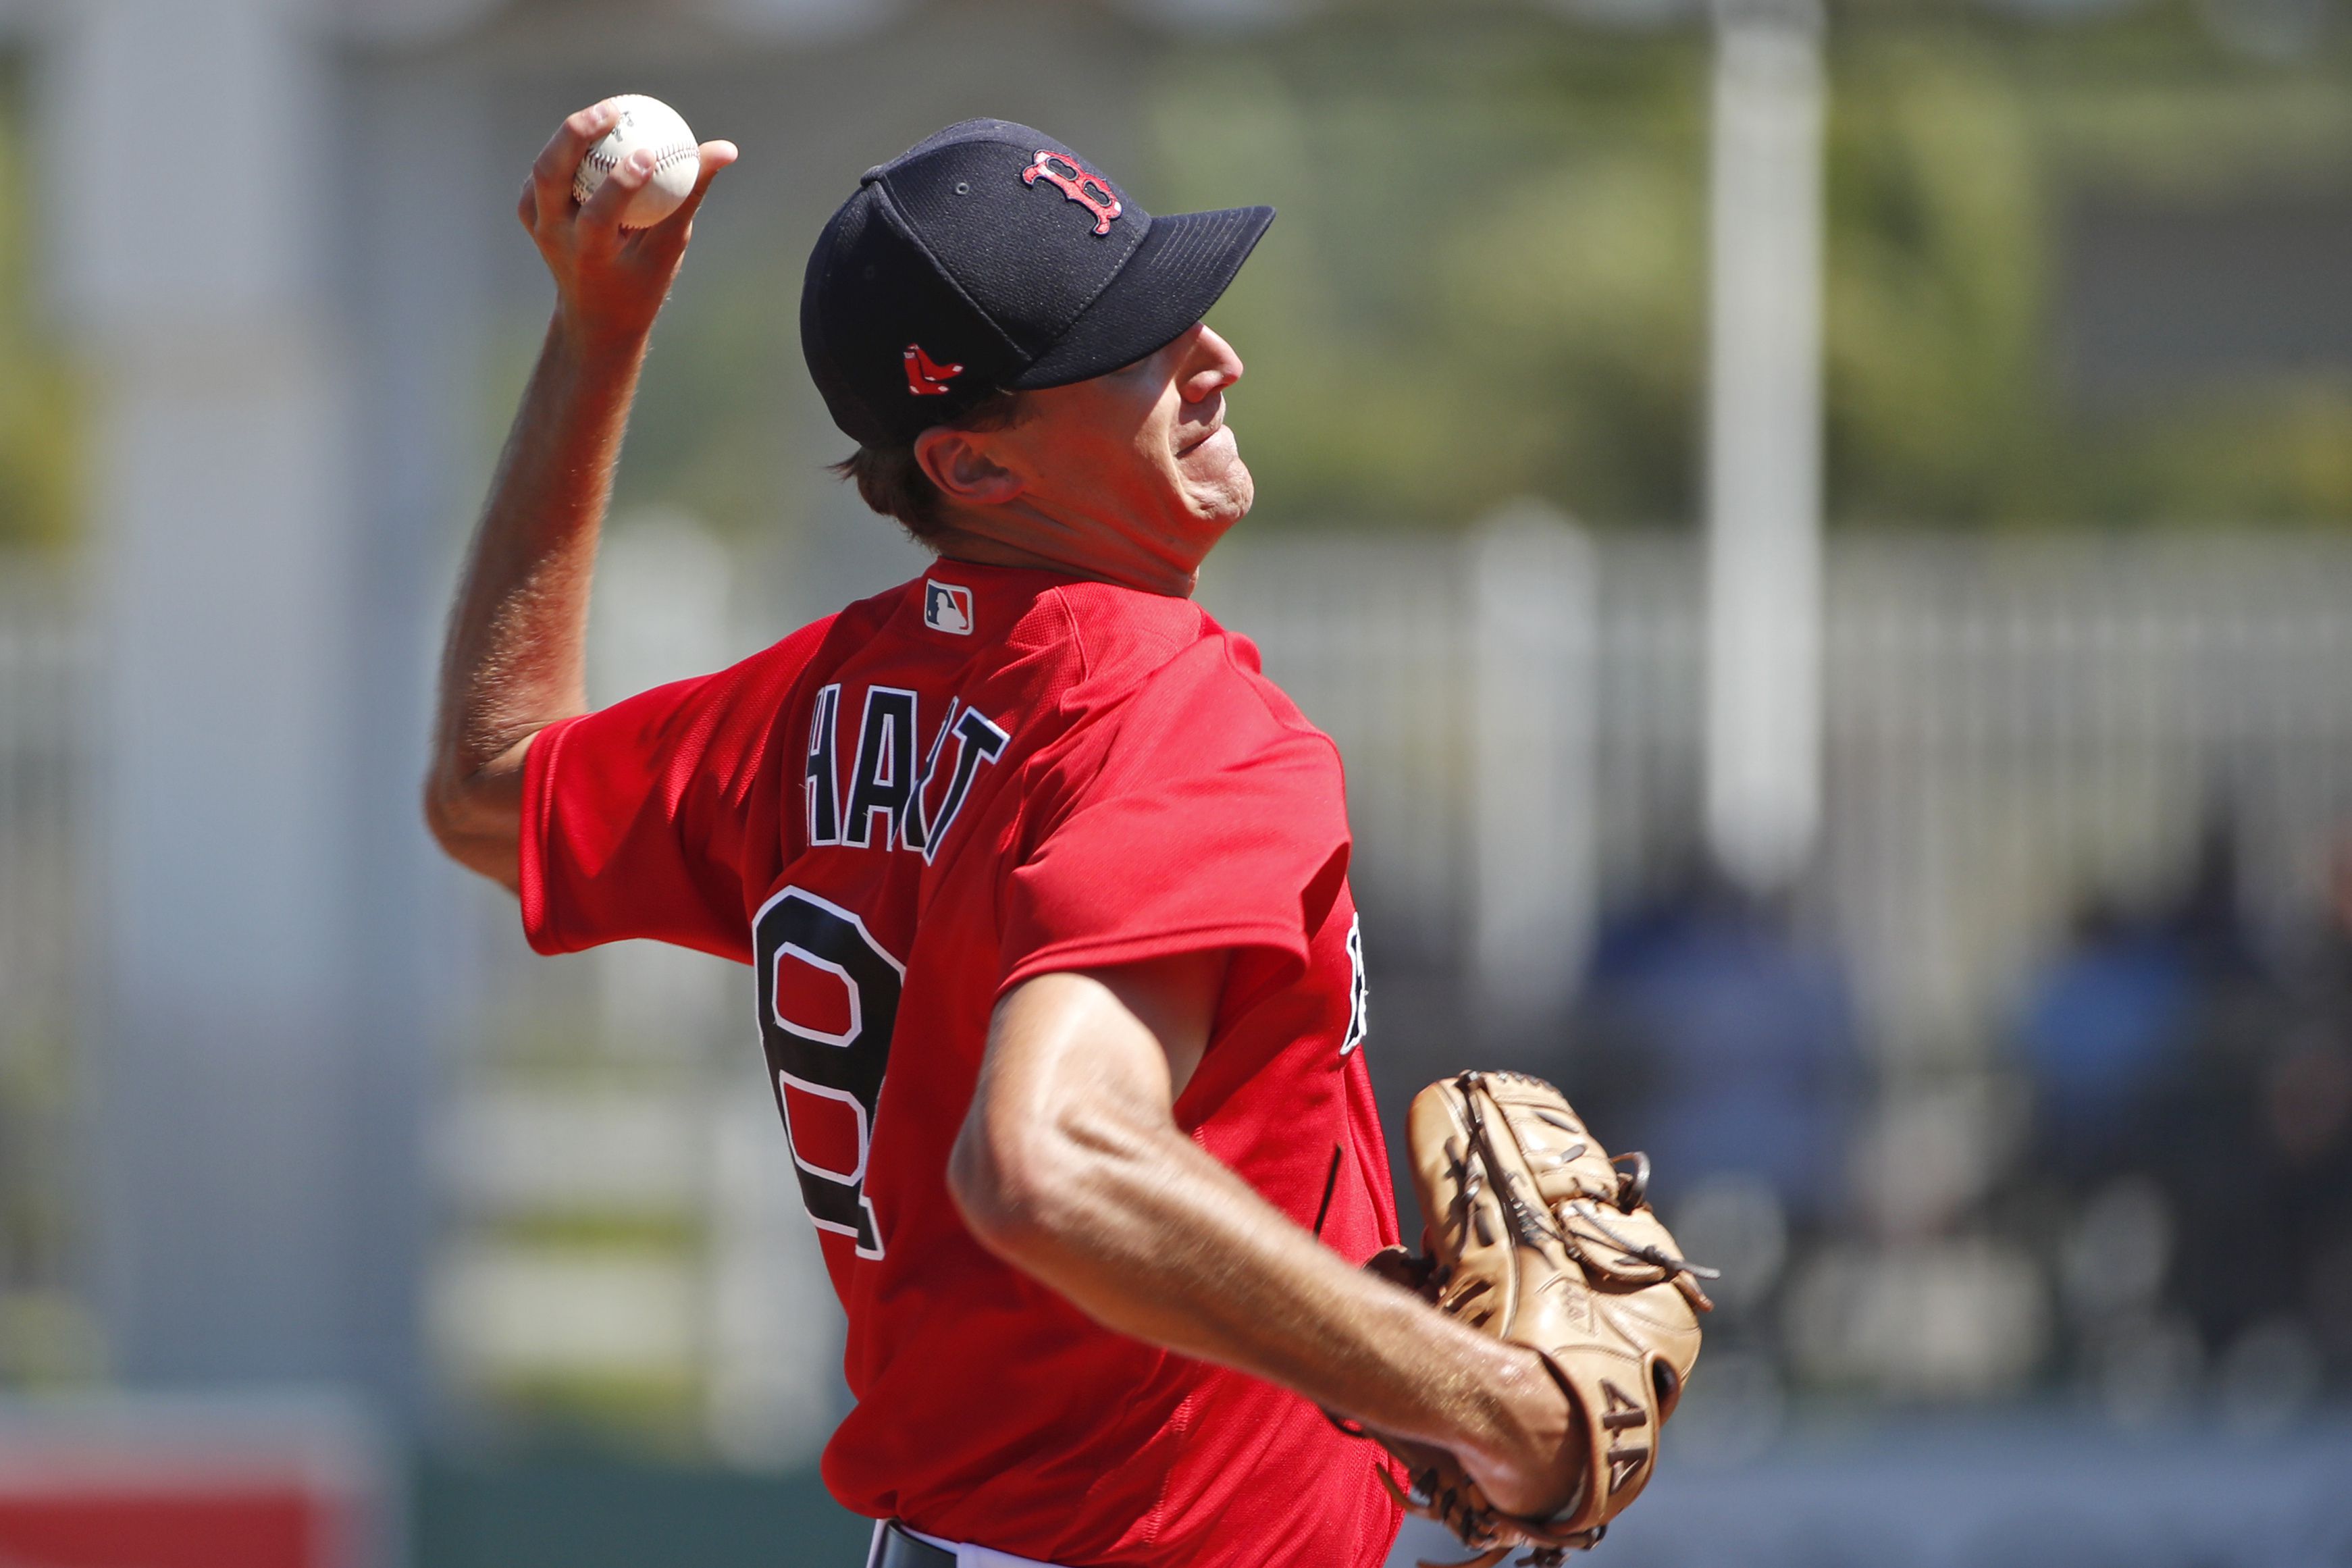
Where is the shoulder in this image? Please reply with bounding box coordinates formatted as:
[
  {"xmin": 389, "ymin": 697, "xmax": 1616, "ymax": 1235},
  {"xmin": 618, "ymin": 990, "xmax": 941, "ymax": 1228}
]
[
  {"xmin": 677, "ymin": 610, "xmax": 847, "ymax": 726},
  {"xmin": 1065, "ymin": 594, "xmax": 1340, "ymax": 783},
  {"xmin": 1026, "ymin": 578, "xmax": 1210, "ymax": 686},
  {"xmin": 1034, "ymin": 582, "xmax": 1304, "ymax": 713},
  {"xmin": 1144, "ymin": 605, "xmax": 1328, "ymax": 747}
]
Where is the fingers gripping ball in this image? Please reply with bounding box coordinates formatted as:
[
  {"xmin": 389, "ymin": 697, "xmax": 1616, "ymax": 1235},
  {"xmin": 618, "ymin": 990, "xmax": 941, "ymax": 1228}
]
[
  {"xmin": 1374, "ymin": 1073, "xmax": 1717, "ymax": 1567},
  {"xmin": 573, "ymin": 95, "xmax": 699, "ymax": 230}
]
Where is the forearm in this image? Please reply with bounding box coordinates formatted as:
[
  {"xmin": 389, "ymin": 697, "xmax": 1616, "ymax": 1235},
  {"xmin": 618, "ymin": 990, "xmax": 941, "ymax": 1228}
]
[
  {"xmin": 951, "ymin": 972, "xmax": 1564, "ymax": 1480},
  {"xmin": 438, "ymin": 317, "xmax": 643, "ymax": 767},
  {"xmin": 421, "ymin": 102, "xmax": 735, "ymax": 886},
  {"xmin": 976, "ymin": 1111, "xmax": 1550, "ymax": 1461},
  {"xmin": 424, "ymin": 318, "xmax": 646, "ymax": 873}
]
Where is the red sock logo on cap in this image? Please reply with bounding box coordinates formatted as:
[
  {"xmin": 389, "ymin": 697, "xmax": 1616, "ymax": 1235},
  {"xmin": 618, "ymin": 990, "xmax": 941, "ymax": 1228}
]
[{"xmin": 904, "ymin": 344, "xmax": 963, "ymax": 396}]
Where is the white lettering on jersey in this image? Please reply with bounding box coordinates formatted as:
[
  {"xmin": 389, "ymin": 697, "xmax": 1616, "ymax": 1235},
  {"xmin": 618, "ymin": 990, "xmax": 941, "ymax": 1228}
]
[
  {"xmin": 802, "ymin": 685, "xmax": 1011, "ymax": 861},
  {"xmin": 922, "ymin": 703, "xmax": 1010, "ymax": 863},
  {"xmin": 805, "ymin": 683, "xmax": 842, "ymax": 845},
  {"xmin": 1341, "ymin": 914, "xmax": 1369, "ymax": 1056},
  {"xmin": 844, "ymin": 686, "xmax": 919, "ymax": 850}
]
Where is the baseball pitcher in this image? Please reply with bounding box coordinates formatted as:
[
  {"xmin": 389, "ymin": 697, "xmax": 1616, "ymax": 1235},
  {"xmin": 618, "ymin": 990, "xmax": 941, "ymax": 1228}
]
[{"xmin": 425, "ymin": 105, "xmax": 1707, "ymax": 1568}]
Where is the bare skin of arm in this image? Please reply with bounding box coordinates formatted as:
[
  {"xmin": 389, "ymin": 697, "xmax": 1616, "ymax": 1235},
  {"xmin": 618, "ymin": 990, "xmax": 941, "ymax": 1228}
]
[
  {"xmin": 423, "ymin": 102, "xmax": 738, "ymax": 889},
  {"xmin": 950, "ymin": 956, "xmax": 1583, "ymax": 1521}
]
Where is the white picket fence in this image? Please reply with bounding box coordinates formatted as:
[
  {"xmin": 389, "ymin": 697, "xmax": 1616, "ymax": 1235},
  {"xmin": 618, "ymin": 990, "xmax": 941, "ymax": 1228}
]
[{"xmin": 1207, "ymin": 526, "xmax": 2352, "ymax": 1062}]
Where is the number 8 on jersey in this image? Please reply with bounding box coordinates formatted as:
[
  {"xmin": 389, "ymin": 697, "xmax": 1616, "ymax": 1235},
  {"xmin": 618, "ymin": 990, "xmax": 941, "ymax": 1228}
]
[{"xmin": 754, "ymin": 885, "xmax": 906, "ymax": 1258}]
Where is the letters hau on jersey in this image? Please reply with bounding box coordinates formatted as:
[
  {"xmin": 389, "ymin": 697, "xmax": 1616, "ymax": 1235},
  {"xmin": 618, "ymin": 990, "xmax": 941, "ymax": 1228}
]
[{"xmin": 519, "ymin": 564, "xmax": 1401, "ymax": 1568}]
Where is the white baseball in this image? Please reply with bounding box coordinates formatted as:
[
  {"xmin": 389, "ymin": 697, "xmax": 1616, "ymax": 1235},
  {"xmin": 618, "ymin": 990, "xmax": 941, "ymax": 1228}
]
[{"xmin": 572, "ymin": 95, "xmax": 700, "ymax": 230}]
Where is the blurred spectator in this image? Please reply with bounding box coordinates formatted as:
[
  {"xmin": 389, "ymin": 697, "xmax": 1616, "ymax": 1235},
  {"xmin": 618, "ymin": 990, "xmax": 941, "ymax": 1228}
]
[
  {"xmin": 2014, "ymin": 818, "xmax": 2267, "ymax": 1182},
  {"xmin": 2240, "ymin": 836, "xmax": 2352, "ymax": 1392},
  {"xmin": 1567, "ymin": 860, "xmax": 1864, "ymax": 1227},
  {"xmin": 2012, "ymin": 896, "xmax": 2200, "ymax": 1188},
  {"xmin": 2009, "ymin": 816, "xmax": 2352, "ymax": 1407}
]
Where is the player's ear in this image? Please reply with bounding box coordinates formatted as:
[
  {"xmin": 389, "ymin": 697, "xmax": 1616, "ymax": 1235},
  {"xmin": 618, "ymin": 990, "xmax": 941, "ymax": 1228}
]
[{"xmin": 915, "ymin": 425, "xmax": 1024, "ymax": 507}]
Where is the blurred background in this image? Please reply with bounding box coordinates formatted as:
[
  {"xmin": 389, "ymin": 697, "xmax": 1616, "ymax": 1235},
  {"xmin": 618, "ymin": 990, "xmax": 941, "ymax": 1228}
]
[{"xmin": 3, "ymin": 0, "xmax": 2352, "ymax": 1564}]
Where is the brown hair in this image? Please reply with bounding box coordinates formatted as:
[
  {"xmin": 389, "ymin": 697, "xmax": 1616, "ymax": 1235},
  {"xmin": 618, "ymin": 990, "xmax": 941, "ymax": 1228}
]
[{"xmin": 829, "ymin": 388, "xmax": 1028, "ymax": 544}]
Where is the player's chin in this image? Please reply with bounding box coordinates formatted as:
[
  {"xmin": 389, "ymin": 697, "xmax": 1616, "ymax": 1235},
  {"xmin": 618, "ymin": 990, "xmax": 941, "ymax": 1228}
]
[
  {"xmin": 1180, "ymin": 436, "xmax": 1253, "ymax": 523},
  {"xmin": 1186, "ymin": 463, "xmax": 1254, "ymax": 528}
]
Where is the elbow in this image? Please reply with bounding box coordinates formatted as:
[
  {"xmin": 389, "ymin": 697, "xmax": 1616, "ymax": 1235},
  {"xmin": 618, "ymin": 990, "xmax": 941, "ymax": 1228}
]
[
  {"xmin": 421, "ymin": 770, "xmax": 463, "ymax": 859},
  {"xmin": 948, "ymin": 1112, "xmax": 1091, "ymax": 1261},
  {"xmin": 421, "ymin": 763, "xmax": 483, "ymax": 864},
  {"xmin": 420, "ymin": 756, "xmax": 523, "ymax": 892}
]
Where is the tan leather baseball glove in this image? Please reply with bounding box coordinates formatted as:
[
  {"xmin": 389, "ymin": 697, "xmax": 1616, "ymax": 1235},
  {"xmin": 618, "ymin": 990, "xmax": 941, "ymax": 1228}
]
[{"xmin": 1369, "ymin": 1072, "xmax": 1715, "ymax": 1567}]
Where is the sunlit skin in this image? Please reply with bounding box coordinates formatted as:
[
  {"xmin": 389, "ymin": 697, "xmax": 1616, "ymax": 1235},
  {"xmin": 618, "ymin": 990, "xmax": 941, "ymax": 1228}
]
[
  {"xmin": 427, "ymin": 101, "xmax": 1586, "ymax": 1535},
  {"xmin": 914, "ymin": 323, "xmax": 1252, "ymax": 598}
]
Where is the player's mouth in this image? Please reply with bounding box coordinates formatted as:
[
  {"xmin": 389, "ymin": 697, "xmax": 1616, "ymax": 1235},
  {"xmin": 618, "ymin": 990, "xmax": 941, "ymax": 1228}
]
[{"xmin": 1176, "ymin": 419, "xmax": 1227, "ymax": 459}]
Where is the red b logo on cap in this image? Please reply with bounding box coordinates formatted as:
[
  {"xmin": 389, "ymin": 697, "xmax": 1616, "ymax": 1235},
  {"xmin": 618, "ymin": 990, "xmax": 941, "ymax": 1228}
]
[{"xmin": 1023, "ymin": 151, "xmax": 1122, "ymax": 236}]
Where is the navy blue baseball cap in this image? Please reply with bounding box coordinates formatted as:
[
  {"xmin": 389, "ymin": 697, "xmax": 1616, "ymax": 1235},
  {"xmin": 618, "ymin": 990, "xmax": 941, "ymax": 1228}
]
[{"xmin": 800, "ymin": 119, "xmax": 1274, "ymax": 448}]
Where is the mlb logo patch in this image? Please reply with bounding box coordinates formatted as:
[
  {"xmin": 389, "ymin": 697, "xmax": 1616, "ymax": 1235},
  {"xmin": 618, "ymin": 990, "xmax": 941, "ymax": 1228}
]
[{"xmin": 924, "ymin": 580, "xmax": 974, "ymax": 635}]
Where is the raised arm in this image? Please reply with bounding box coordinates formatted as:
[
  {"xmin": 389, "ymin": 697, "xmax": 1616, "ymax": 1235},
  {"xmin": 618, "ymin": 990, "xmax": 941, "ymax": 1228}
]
[
  {"xmin": 948, "ymin": 958, "xmax": 1582, "ymax": 1522},
  {"xmin": 423, "ymin": 102, "xmax": 737, "ymax": 891}
]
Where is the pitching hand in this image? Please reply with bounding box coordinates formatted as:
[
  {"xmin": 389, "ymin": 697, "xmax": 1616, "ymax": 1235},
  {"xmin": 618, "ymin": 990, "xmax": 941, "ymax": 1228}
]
[{"xmin": 519, "ymin": 99, "xmax": 739, "ymax": 349}]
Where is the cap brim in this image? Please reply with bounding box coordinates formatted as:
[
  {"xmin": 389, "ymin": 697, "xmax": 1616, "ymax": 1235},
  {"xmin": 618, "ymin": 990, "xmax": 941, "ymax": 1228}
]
[{"xmin": 1007, "ymin": 205, "xmax": 1274, "ymax": 390}]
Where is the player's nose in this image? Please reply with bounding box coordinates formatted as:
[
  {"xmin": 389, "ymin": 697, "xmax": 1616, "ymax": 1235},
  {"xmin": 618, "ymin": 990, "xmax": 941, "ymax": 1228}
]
[{"xmin": 1176, "ymin": 323, "xmax": 1244, "ymax": 406}]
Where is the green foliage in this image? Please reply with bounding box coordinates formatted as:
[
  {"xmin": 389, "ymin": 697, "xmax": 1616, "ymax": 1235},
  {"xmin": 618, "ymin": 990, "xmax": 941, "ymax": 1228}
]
[
  {"xmin": 1142, "ymin": 5, "xmax": 2352, "ymax": 531},
  {"xmin": 1828, "ymin": 18, "xmax": 2352, "ymax": 526},
  {"xmin": 1825, "ymin": 34, "xmax": 2051, "ymax": 523},
  {"xmin": 1142, "ymin": 15, "xmax": 1707, "ymax": 529},
  {"xmin": 0, "ymin": 66, "xmax": 76, "ymax": 553}
]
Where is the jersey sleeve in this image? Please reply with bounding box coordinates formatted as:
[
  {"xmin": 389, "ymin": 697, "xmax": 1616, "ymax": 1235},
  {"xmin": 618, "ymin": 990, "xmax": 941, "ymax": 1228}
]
[
  {"xmin": 519, "ymin": 617, "xmax": 833, "ymax": 962},
  {"xmin": 1000, "ymin": 639, "xmax": 1352, "ymax": 989}
]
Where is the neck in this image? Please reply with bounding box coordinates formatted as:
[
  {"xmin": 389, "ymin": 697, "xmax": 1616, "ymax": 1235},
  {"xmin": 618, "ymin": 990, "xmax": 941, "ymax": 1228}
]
[{"xmin": 926, "ymin": 498, "xmax": 1211, "ymax": 599}]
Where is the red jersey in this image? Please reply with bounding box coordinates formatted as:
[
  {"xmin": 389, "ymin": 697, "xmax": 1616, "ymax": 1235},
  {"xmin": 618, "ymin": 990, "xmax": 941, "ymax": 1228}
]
[{"xmin": 518, "ymin": 563, "xmax": 1403, "ymax": 1567}]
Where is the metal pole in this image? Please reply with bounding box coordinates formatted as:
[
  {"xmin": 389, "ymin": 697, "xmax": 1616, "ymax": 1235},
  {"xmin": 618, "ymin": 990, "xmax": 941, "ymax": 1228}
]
[
  {"xmin": 1469, "ymin": 505, "xmax": 1596, "ymax": 1037},
  {"xmin": 1704, "ymin": 0, "xmax": 1826, "ymax": 893}
]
